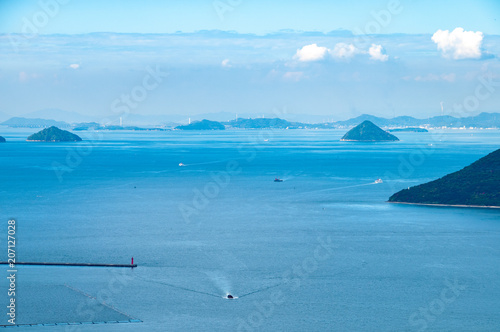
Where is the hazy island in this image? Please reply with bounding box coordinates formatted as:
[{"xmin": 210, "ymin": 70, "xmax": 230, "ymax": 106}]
[
  {"xmin": 0, "ymin": 136, "xmax": 5, "ymax": 142},
  {"xmin": 341, "ymin": 120, "xmax": 399, "ymax": 142},
  {"xmin": 73, "ymin": 124, "xmax": 168, "ymax": 131},
  {"xmin": 2, "ymin": 112, "xmax": 500, "ymax": 130},
  {"xmin": 388, "ymin": 128, "xmax": 428, "ymax": 132},
  {"xmin": 224, "ymin": 117, "xmax": 296, "ymax": 129},
  {"xmin": 389, "ymin": 148, "xmax": 500, "ymax": 208},
  {"xmin": 26, "ymin": 126, "xmax": 82, "ymax": 142},
  {"xmin": 1, "ymin": 117, "xmax": 70, "ymax": 128},
  {"xmin": 175, "ymin": 119, "xmax": 225, "ymax": 130}
]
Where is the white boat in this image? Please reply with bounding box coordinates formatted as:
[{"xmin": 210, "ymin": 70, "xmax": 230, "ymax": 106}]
[
  {"xmin": 375, "ymin": 179, "xmax": 383, "ymax": 184},
  {"xmin": 179, "ymin": 163, "xmax": 186, "ymax": 167}
]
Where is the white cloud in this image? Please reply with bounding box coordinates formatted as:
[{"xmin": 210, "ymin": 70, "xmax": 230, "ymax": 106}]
[
  {"xmin": 221, "ymin": 59, "xmax": 231, "ymax": 67},
  {"xmin": 330, "ymin": 43, "xmax": 359, "ymax": 60},
  {"xmin": 431, "ymin": 28, "xmax": 483, "ymax": 59},
  {"xmin": 69, "ymin": 64, "xmax": 80, "ymax": 69},
  {"xmin": 18, "ymin": 72, "xmax": 40, "ymax": 82},
  {"xmin": 440, "ymin": 73, "xmax": 456, "ymax": 82},
  {"xmin": 283, "ymin": 71, "xmax": 304, "ymax": 82},
  {"xmin": 414, "ymin": 73, "xmax": 456, "ymax": 82},
  {"xmin": 294, "ymin": 44, "xmax": 328, "ymax": 62},
  {"xmin": 294, "ymin": 43, "xmax": 388, "ymax": 63},
  {"xmin": 19, "ymin": 71, "xmax": 28, "ymax": 82},
  {"xmin": 368, "ymin": 44, "xmax": 389, "ymax": 62}
]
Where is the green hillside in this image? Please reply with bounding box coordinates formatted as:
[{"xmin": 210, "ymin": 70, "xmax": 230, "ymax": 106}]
[
  {"xmin": 341, "ymin": 121, "xmax": 399, "ymax": 141},
  {"xmin": 27, "ymin": 126, "xmax": 82, "ymax": 142},
  {"xmin": 389, "ymin": 148, "xmax": 500, "ymax": 207},
  {"xmin": 175, "ymin": 120, "xmax": 225, "ymax": 130},
  {"xmin": 226, "ymin": 118, "xmax": 294, "ymax": 129}
]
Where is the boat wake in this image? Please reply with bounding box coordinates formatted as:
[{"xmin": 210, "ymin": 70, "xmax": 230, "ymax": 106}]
[
  {"xmin": 178, "ymin": 158, "xmax": 235, "ymax": 167},
  {"xmin": 135, "ymin": 275, "xmax": 221, "ymax": 298},
  {"xmin": 205, "ymin": 270, "xmax": 233, "ymax": 298},
  {"xmin": 237, "ymin": 283, "xmax": 283, "ymax": 298},
  {"xmin": 301, "ymin": 181, "xmax": 378, "ymax": 195},
  {"xmin": 136, "ymin": 273, "xmax": 284, "ymax": 300}
]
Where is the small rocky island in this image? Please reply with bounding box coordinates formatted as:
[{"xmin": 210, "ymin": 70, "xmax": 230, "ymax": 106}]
[
  {"xmin": 389, "ymin": 148, "xmax": 500, "ymax": 208},
  {"xmin": 341, "ymin": 120, "xmax": 399, "ymax": 142},
  {"xmin": 27, "ymin": 126, "xmax": 82, "ymax": 142},
  {"xmin": 175, "ymin": 119, "xmax": 225, "ymax": 130},
  {"xmin": 0, "ymin": 136, "xmax": 5, "ymax": 142}
]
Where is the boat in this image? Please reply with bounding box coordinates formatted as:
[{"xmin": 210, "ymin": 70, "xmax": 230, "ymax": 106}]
[
  {"xmin": 274, "ymin": 178, "xmax": 283, "ymax": 182},
  {"xmin": 226, "ymin": 294, "xmax": 234, "ymax": 299},
  {"xmin": 179, "ymin": 163, "xmax": 186, "ymax": 167},
  {"xmin": 375, "ymin": 179, "xmax": 383, "ymax": 184}
]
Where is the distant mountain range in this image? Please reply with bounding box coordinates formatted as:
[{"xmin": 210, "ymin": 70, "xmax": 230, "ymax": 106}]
[
  {"xmin": 223, "ymin": 113, "xmax": 500, "ymax": 129},
  {"xmin": 333, "ymin": 113, "xmax": 500, "ymax": 128},
  {"xmin": 0, "ymin": 111, "xmax": 10, "ymax": 122},
  {"xmin": 28, "ymin": 110, "xmax": 331, "ymax": 125},
  {"xmin": 20, "ymin": 109, "xmax": 96, "ymax": 124},
  {"xmin": 1, "ymin": 117, "xmax": 70, "ymax": 128},
  {"xmin": 1, "ymin": 110, "xmax": 499, "ymax": 129}
]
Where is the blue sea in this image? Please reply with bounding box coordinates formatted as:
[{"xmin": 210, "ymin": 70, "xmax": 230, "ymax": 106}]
[{"xmin": 1, "ymin": 128, "xmax": 499, "ymax": 331}]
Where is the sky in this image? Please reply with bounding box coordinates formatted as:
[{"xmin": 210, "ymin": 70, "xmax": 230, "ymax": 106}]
[
  {"xmin": 0, "ymin": 0, "xmax": 499, "ymax": 122},
  {"xmin": 1, "ymin": 0, "xmax": 499, "ymax": 35}
]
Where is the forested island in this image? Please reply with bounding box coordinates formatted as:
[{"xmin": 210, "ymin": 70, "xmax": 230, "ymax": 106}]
[
  {"xmin": 224, "ymin": 118, "xmax": 296, "ymax": 129},
  {"xmin": 389, "ymin": 148, "xmax": 500, "ymax": 207},
  {"xmin": 341, "ymin": 121, "xmax": 399, "ymax": 142},
  {"xmin": 175, "ymin": 120, "xmax": 225, "ymax": 130},
  {"xmin": 26, "ymin": 126, "xmax": 82, "ymax": 142}
]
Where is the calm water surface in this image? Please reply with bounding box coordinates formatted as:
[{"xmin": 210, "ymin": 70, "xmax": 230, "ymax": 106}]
[{"xmin": 0, "ymin": 128, "xmax": 499, "ymax": 331}]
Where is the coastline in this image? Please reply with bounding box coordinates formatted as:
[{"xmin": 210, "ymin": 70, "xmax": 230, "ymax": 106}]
[
  {"xmin": 26, "ymin": 140, "xmax": 80, "ymax": 142},
  {"xmin": 388, "ymin": 201, "xmax": 500, "ymax": 209}
]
